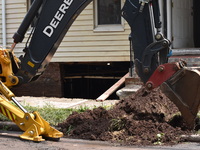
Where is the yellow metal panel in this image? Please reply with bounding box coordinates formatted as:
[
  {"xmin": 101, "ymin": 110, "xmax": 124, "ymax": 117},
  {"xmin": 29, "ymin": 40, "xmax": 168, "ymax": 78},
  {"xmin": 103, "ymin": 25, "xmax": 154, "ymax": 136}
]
[
  {"xmin": 1, "ymin": 105, "xmax": 7, "ymax": 116},
  {"xmin": 6, "ymin": 109, "xmax": 14, "ymax": 121},
  {"xmin": 28, "ymin": 61, "xmax": 35, "ymax": 68}
]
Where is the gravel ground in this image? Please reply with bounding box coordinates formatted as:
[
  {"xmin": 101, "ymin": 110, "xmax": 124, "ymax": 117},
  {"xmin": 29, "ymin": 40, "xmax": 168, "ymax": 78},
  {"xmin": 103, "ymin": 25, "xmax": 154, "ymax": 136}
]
[{"xmin": 16, "ymin": 96, "xmax": 119, "ymax": 109}]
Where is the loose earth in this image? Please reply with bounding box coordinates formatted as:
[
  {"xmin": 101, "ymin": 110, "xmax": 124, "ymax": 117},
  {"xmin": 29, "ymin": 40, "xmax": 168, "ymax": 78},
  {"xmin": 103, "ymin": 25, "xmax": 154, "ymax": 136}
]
[{"xmin": 58, "ymin": 87, "xmax": 194, "ymax": 146}]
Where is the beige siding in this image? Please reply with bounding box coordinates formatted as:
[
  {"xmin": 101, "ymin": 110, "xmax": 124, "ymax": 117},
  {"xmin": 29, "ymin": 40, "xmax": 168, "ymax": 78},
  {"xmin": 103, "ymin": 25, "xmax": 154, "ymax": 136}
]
[
  {"xmin": 4, "ymin": 1, "xmax": 131, "ymax": 62},
  {"xmin": 4, "ymin": 0, "xmax": 27, "ymax": 52}
]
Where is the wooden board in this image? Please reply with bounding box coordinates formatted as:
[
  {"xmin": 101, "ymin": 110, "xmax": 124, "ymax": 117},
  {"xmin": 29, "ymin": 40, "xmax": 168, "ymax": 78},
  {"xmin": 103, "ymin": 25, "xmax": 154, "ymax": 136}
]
[{"xmin": 96, "ymin": 73, "xmax": 129, "ymax": 101}]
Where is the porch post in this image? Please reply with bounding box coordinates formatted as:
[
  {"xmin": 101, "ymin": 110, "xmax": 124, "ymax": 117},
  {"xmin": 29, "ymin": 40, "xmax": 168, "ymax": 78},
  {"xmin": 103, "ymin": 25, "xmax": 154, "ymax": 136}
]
[
  {"xmin": 158, "ymin": 0, "xmax": 164, "ymax": 33},
  {"xmin": 167, "ymin": 0, "xmax": 172, "ymax": 43},
  {"xmin": 2, "ymin": 0, "xmax": 6, "ymax": 48}
]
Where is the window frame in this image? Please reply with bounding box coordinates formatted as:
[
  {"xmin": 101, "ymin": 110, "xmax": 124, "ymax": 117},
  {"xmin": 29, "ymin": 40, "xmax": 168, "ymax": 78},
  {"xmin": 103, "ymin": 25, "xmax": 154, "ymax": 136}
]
[{"xmin": 93, "ymin": 0, "xmax": 125, "ymax": 32}]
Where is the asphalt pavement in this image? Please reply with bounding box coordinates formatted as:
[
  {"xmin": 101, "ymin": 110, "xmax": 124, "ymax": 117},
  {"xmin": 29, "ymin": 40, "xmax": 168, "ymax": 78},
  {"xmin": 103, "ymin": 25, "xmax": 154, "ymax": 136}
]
[{"xmin": 0, "ymin": 131, "xmax": 200, "ymax": 150}]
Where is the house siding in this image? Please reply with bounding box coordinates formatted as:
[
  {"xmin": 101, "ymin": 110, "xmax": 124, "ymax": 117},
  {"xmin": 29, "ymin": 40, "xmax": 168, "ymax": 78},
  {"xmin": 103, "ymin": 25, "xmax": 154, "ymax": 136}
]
[
  {"xmin": 0, "ymin": 0, "xmax": 27, "ymax": 51},
  {"xmin": 1, "ymin": 1, "xmax": 130, "ymax": 63},
  {"xmin": 0, "ymin": 1, "xmax": 2, "ymax": 45}
]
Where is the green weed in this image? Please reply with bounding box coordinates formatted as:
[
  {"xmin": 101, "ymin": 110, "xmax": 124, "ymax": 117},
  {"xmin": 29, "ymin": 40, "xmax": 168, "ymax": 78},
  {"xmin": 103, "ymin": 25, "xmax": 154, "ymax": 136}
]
[
  {"xmin": 154, "ymin": 133, "xmax": 165, "ymax": 145},
  {"xmin": 109, "ymin": 118, "xmax": 125, "ymax": 132}
]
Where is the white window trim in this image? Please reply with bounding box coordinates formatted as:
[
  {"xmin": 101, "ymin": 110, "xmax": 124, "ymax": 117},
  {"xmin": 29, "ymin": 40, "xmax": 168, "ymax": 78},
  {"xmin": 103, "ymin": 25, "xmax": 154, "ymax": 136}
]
[{"xmin": 93, "ymin": 0, "xmax": 125, "ymax": 32}]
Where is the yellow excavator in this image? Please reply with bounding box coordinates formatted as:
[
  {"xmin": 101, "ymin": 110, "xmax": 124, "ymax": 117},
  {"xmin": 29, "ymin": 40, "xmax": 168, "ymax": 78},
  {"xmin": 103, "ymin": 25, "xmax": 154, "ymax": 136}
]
[{"xmin": 0, "ymin": 0, "xmax": 200, "ymax": 142}]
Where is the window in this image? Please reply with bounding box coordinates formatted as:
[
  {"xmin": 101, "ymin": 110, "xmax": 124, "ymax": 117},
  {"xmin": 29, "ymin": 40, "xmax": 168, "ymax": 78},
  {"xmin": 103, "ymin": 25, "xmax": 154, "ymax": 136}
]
[
  {"xmin": 98, "ymin": 0, "xmax": 121, "ymax": 25},
  {"xmin": 94, "ymin": 0, "xmax": 124, "ymax": 32}
]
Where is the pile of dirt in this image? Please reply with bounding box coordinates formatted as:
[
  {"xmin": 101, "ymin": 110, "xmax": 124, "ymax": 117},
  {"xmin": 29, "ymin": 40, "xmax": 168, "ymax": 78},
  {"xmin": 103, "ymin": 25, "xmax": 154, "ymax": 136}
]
[{"xmin": 58, "ymin": 87, "xmax": 191, "ymax": 146}]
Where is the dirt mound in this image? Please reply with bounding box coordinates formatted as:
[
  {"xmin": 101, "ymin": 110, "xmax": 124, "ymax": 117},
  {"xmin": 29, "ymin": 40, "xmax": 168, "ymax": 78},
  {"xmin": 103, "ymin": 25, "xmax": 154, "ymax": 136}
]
[{"xmin": 58, "ymin": 87, "xmax": 190, "ymax": 146}]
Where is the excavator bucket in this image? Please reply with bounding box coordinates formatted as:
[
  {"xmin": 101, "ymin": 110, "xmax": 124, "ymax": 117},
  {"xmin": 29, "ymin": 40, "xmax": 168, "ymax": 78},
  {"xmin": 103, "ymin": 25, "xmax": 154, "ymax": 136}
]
[
  {"xmin": 146, "ymin": 62, "xmax": 200, "ymax": 129},
  {"xmin": 160, "ymin": 68, "xmax": 200, "ymax": 129}
]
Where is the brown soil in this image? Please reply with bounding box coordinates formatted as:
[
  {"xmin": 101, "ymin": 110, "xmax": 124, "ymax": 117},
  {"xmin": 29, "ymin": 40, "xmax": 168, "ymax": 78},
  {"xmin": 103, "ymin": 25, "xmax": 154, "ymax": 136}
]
[{"xmin": 58, "ymin": 87, "xmax": 191, "ymax": 146}]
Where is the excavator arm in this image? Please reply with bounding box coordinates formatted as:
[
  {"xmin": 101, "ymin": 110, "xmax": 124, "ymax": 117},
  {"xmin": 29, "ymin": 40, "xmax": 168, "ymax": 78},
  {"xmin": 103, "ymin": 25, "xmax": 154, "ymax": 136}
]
[
  {"xmin": 12, "ymin": 0, "xmax": 94, "ymax": 83},
  {"xmin": 12, "ymin": 0, "xmax": 169, "ymax": 85},
  {"xmin": 0, "ymin": 0, "xmax": 200, "ymax": 142},
  {"xmin": 122, "ymin": 0, "xmax": 200, "ymax": 129}
]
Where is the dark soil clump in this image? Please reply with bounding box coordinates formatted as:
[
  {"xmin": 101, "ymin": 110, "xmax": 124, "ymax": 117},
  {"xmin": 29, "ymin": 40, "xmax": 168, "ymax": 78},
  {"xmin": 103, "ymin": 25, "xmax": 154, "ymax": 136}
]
[{"xmin": 58, "ymin": 87, "xmax": 191, "ymax": 146}]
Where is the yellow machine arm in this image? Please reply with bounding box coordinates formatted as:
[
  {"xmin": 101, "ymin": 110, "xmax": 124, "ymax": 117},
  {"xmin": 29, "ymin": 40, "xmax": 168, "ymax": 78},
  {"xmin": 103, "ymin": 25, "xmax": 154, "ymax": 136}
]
[{"xmin": 0, "ymin": 48, "xmax": 63, "ymax": 142}]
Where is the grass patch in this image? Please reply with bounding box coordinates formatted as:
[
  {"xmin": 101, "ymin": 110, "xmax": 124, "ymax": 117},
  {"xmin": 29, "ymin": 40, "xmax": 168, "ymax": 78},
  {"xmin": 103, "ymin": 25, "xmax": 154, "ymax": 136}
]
[
  {"xmin": 0, "ymin": 103, "xmax": 91, "ymax": 126},
  {"xmin": 25, "ymin": 104, "xmax": 74, "ymax": 126}
]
